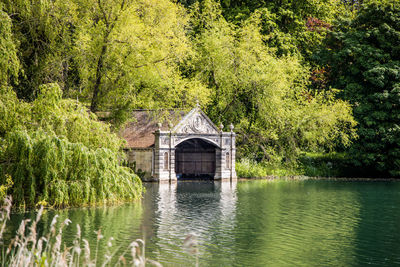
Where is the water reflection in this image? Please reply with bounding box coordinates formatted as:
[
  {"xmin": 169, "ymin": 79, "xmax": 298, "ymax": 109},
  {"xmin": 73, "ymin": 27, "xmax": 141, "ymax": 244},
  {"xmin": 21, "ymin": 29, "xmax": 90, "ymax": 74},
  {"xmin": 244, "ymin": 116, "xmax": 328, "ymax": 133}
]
[
  {"xmin": 6, "ymin": 180, "xmax": 400, "ymax": 267},
  {"xmin": 149, "ymin": 181, "xmax": 238, "ymax": 265},
  {"xmin": 148, "ymin": 180, "xmax": 363, "ymax": 267},
  {"xmin": 353, "ymin": 182, "xmax": 400, "ymax": 266}
]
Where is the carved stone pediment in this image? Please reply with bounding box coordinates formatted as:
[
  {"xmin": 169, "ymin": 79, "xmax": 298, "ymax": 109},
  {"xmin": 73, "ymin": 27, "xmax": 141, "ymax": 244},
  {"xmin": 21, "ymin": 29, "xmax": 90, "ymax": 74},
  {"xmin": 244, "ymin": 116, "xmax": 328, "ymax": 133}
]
[{"xmin": 174, "ymin": 109, "xmax": 219, "ymax": 134}]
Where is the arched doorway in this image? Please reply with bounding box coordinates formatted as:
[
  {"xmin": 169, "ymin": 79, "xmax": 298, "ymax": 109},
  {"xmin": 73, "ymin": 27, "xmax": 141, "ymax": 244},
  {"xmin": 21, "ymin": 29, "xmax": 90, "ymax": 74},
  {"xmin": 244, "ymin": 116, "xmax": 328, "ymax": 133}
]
[{"xmin": 175, "ymin": 138, "xmax": 217, "ymax": 179}]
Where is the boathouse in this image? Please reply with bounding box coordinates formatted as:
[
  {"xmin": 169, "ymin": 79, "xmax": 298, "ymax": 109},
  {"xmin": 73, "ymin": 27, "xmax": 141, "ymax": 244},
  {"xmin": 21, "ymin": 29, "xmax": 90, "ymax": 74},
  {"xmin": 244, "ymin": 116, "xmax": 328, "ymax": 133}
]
[{"xmin": 121, "ymin": 105, "xmax": 237, "ymax": 182}]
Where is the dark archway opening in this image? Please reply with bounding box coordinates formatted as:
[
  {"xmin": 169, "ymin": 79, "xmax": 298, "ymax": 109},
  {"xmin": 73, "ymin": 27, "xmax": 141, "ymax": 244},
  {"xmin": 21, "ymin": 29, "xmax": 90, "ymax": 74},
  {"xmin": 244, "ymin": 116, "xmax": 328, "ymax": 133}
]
[{"xmin": 175, "ymin": 138, "xmax": 216, "ymax": 180}]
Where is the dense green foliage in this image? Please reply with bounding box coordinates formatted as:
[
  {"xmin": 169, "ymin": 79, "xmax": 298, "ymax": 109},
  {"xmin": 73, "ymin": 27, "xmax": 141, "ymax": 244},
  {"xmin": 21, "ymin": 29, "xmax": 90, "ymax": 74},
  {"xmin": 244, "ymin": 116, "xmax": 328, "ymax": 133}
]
[
  {"xmin": 0, "ymin": 85, "xmax": 142, "ymax": 208},
  {"xmin": 1, "ymin": 0, "xmax": 210, "ymax": 114},
  {"xmin": 298, "ymin": 152, "xmax": 354, "ymax": 177},
  {"xmin": 1, "ymin": 0, "xmax": 398, "ymax": 179},
  {"xmin": 0, "ymin": 5, "xmax": 19, "ymax": 87},
  {"xmin": 236, "ymin": 158, "xmax": 296, "ymax": 178},
  {"xmin": 320, "ymin": 1, "xmax": 400, "ymax": 176},
  {"xmin": 187, "ymin": 1, "xmax": 356, "ymax": 163},
  {"xmin": 180, "ymin": 0, "xmax": 352, "ymax": 58},
  {"xmin": 2, "ymin": 130, "xmax": 141, "ymax": 208},
  {"xmin": 0, "ymin": 84, "xmax": 123, "ymax": 150},
  {"xmin": 236, "ymin": 153, "xmax": 353, "ymax": 178}
]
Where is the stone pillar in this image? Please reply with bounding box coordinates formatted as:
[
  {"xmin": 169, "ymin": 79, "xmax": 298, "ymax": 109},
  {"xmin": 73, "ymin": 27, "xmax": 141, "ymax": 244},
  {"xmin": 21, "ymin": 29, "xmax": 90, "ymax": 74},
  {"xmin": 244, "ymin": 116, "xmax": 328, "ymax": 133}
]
[
  {"xmin": 169, "ymin": 133, "xmax": 177, "ymax": 183},
  {"xmin": 214, "ymin": 147, "xmax": 222, "ymax": 180},
  {"xmin": 215, "ymin": 132, "xmax": 237, "ymax": 181},
  {"xmin": 214, "ymin": 124, "xmax": 224, "ymax": 180},
  {"xmin": 154, "ymin": 130, "xmax": 177, "ymax": 182},
  {"xmin": 230, "ymin": 132, "xmax": 237, "ymax": 180}
]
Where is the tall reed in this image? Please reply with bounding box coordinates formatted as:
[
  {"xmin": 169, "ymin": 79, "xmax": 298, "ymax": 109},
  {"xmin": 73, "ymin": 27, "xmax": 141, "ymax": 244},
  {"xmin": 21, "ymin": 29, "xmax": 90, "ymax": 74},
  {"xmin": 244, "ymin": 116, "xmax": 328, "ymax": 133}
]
[{"xmin": 0, "ymin": 196, "xmax": 161, "ymax": 267}]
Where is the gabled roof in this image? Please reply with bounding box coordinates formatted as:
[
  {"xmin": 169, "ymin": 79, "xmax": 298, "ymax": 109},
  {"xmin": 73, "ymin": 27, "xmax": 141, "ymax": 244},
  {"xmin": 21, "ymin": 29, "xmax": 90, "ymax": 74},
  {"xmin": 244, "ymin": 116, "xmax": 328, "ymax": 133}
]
[
  {"xmin": 120, "ymin": 109, "xmax": 188, "ymax": 148},
  {"xmin": 173, "ymin": 108, "xmax": 220, "ymax": 134},
  {"xmin": 120, "ymin": 107, "xmax": 220, "ymax": 148}
]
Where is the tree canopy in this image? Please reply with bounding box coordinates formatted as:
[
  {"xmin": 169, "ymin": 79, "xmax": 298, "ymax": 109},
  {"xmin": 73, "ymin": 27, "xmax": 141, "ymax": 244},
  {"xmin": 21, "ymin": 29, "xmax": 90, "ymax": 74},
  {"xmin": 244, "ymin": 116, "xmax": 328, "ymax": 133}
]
[
  {"xmin": 0, "ymin": 84, "xmax": 142, "ymax": 208},
  {"xmin": 186, "ymin": 0, "xmax": 356, "ymax": 162},
  {"xmin": 319, "ymin": 1, "xmax": 400, "ymax": 176},
  {"xmin": 1, "ymin": 0, "xmax": 399, "ymax": 203}
]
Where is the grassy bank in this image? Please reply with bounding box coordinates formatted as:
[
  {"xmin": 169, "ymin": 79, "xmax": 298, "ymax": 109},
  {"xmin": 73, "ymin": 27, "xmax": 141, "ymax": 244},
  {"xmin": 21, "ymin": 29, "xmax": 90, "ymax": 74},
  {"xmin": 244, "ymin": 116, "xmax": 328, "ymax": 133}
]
[
  {"xmin": 298, "ymin": 152, "xmax": 355, "ymax": 177},
  {"xmin": 236, "ymin": 158, "xmax": 298, "ymax": 178},
  {"xmin": 236, "ymin": 152, "xmax": 355, "ymax": 179}
]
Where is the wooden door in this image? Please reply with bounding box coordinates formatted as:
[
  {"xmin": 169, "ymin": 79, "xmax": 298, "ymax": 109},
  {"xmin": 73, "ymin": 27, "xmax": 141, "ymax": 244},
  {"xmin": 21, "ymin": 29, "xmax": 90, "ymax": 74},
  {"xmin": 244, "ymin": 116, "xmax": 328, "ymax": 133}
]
[{"xmin": 175, "ymin": 139, "xmax": 216, "ymax": 179}]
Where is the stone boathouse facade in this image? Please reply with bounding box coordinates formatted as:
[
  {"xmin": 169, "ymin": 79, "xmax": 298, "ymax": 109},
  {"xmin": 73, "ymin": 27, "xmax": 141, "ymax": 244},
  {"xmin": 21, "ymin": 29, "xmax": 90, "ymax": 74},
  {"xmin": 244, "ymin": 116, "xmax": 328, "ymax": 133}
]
[{"xmin": 121, "ymin": 106, "xmax": 237, "ymax": 182}]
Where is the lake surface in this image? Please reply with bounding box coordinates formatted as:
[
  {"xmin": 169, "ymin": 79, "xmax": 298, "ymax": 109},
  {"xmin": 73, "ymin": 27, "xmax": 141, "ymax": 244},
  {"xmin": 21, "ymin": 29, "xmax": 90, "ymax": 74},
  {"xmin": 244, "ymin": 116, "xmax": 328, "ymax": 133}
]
[{"xmin": 5, "ymin": 180, "xmax": 400, "ymax": 266}]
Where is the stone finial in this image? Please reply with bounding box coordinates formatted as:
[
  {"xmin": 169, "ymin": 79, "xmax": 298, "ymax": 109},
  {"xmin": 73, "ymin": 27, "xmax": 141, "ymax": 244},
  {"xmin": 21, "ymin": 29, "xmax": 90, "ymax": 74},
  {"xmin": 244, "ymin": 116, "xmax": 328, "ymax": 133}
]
[
  {"xmin": 157, "ymin": 122, "xmax": 162, "ymax": 130},
  {"xmin": 195, "ymin": 98, "xmax": 200, "ymax": 108},
  {"xmin": 169, "ymin": 122, "xmax": 173, "ymax": 129},
  {"xmin": 229, "ymin": 123, "xmax": 234, "ymax": 132},
  {"xmin": 219, "ymin": 123, "xmax": 224, "ymax": 132}
]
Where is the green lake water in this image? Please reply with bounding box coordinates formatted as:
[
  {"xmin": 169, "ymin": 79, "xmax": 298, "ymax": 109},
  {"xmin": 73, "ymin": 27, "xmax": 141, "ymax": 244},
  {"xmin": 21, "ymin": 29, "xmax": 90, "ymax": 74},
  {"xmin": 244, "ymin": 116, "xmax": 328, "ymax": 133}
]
[{"xmin": 5, "ymin": 180, "xmax": 400, "ymax": 266}]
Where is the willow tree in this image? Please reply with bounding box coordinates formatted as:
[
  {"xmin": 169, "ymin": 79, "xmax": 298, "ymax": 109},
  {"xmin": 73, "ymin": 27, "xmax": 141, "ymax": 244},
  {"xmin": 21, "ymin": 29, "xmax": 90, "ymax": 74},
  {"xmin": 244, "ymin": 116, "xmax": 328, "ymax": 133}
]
[
  {"xmin": 0, "ymin": 84, "xmax": 142, "ymax": 208},
  {"xmin": 71, "ymin": 0, "xmax": 210, "ymax": 118},
  {"xmin": 0, "ymin": 0, "xmax": 78, "ymax": 99},
  {"xmin": 0, "ymin": 5, "xmax": 19, "ymax": 87},
  {"xmin": 187, "ymin": 0, "xmax": 356, "ymax": 162}
]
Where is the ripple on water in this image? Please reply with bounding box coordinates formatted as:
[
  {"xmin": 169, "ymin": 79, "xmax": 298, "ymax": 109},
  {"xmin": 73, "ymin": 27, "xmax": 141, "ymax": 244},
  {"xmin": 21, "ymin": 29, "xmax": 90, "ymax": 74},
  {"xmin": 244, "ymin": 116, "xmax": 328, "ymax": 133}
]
[{"xmin": 5, "ymin": 180, "xmax": 400, "ymax": 267}]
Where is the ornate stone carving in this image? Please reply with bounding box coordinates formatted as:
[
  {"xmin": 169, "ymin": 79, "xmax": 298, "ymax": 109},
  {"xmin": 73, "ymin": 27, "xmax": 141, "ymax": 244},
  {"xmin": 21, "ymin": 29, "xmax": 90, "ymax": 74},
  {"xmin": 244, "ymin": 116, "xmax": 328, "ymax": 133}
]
[
  {"xmin": 179, "ymin": 114, "xmax": 218, "ymax": 134},
  {"xmin": 161, "ymin": 137, "xmax": 170, "ymax": 145}
]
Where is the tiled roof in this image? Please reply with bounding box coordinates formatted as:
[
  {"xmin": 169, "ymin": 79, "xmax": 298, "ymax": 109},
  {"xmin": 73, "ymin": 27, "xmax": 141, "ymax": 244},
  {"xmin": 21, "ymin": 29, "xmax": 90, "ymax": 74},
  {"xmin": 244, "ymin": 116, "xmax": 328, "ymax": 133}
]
[{"xmin": 120, "ymin": 109, "xmax": 188, "ymax": 148}]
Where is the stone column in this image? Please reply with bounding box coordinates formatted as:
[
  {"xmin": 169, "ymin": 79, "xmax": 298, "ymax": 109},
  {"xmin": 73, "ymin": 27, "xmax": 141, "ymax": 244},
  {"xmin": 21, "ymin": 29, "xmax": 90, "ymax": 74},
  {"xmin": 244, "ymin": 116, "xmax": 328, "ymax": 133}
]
[
  {"xmin": 168, "ymin": 130, "xmax": 177, "ymax": 183},
  {"xmin": 153, "ymin": 128, "xmax": 176, "ymax": 182},
  {"xmin": 229, "ymin": 124, "xmax": 237, "ymax": 180},
  {"xmin": 214, "ymin": 147, "xmax": 222, "ymax": 180},
  {"xmin": 214, "ymin": 123, "xmax": 224, "ymax": 180},
  {"xmin": 216, "ymin": 132, "xmax": 237, "ymax": 181}
]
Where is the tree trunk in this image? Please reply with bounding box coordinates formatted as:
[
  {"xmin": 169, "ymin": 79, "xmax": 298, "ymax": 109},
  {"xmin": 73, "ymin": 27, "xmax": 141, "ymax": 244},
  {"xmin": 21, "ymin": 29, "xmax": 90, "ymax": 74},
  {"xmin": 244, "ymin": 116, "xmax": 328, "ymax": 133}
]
[{"xmin": 90, "ymin": 41, "xmax": 108, "ymax": 112}]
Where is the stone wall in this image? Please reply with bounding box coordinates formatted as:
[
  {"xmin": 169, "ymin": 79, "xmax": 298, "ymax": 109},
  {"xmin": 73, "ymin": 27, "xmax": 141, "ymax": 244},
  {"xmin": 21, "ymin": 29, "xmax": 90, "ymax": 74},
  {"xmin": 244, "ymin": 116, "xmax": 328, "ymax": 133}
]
[{"xmin": 126, "ymin": 148, "xmax": 153, "ymax": 179}]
